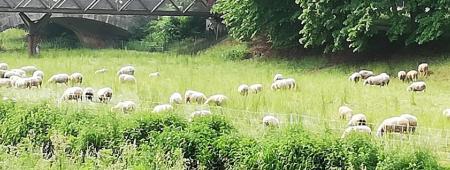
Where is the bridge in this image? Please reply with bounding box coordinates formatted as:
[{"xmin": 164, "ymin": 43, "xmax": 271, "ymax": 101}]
[{"xmin": 0, "ymin": 0, "xmax": 216, "ymax": 56}]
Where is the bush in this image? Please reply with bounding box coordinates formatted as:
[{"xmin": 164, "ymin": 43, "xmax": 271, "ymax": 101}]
[{"xmin": 221, "ymin": 45, "xmax": 251, "ymax": 61}]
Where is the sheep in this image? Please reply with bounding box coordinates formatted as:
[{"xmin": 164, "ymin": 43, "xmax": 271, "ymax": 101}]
[
  {"xmin": 111, "ymin": 101, "xmax": 136, "ymax": 113},
  {"xmin": 27, "ymin": 76, "xmax": 42, "ymax": 88},
  {"xmin": 347, "ymin": 114, "xmax": 367, "ymax": 126},
  {"xmin": 8, "ymin": 76, "xmax": 21, "ymax": 86},
  {"xmin": 341, "ymin": 125, "xmax": 372, "ymax": 138},
  {"xmin": 14, "ymin": 78, "xmax": 31, "ymax": 89},
  {"xmin": 399, "ymin": 114, "xmax": 418, "ymax": 133},
  {"xmin": 95, "ymin": 68, "xmax": 108, "ymax": 74},
  {"xmin": 273, "ymin": 73, "xmax": 284, "ymax": 82},
  {"xmin": 0, "ymin": 70, "xmax": 5, "ymax": 78},
  {"xmin": 97, "ymin": 87, "xmax": 113, "ymax": 103},
  {"xmin": 0, "ymin": 63, "xmax": 8, "ymax": 70},
  {"xmin": 117, "ymin": 66, "xmax": 135, "ymax": 75},
  {"xmin": 406, "ymin": 70, "xmax": 418, "ymax": 82},
  {"xmin": 338, "ymin": 106, "xmax": 353, "ymax": 120},
  {"xmin": 149, "ymin": 72, "xmax": 160, "ymax": 77},
  {"xmin": 60, "ymin": 87, "xmax": 83, "ymax": 101},
  {"xmin": 0, "ymin": 78, "xmax": 12, "ymax": 88},
  {"xmin": 407, "ymin": 81, "xmax": 426, "ymax": 92},
  {"xmin": 249, "ymin": 84, "xmax": 263, "ymax": 94},
  {"xmin": 33, "ymin": 70, "xmax": 44, "ymax": 79},
  {"xmin": 10, "ymin": 69, "xmax": 26, "ymax": 77},
  {"xmin": 358, "ymin": 70, "xmax": 374, "ymax": 79},
  {"xmin": 205, "ymin": 94, "xmax": 228, "ymax": 106},
  {"xmin": 83, "ymin": 87, "xmax": 95, "ymax": 101},
  {"xmin": 238, "ymin": 84, "xmax": 249, "ymax": 96},
  {"xmin": 190, "ymin": 110, "xmax": 212, "ymax": 120},
  {"xmin": 48, "ymin": 74, "xmax": 69, "ymax": 85},
  {"xmin": 69, "ymin": 73, "xmax": 83, "ymax": 85},
  {"xmin": 3, "ymin": 70, "xmax": 24, "ymax": 78},
  {"xmin": 271, "ymin": 78, "xmax": 296, "ymax": 90},
  {"xmin": 363, "ymin": 73, "xmax": 390, "ymax": 86},
  {"xmin": 184, "ymin": 90, "xmax": 207, "ymax": 104},
  {"xmin": 418, "ymin": 63, "xmax": 429, "ymax": 77},
  {"xmin": 348, "ymin": 72, "xmax": 362, "ymax": 83},
  {"xmin": 398, "ymin": 71, "xmax": 406, "ymax": 82},
  {"xmin": 376, "ymin": 116, "xmax": 410, "ymax": 137},
  {"xmin": 263, "ymin": 115, "xmax": 280, "ymax": 127},
  {"xmin": 20, "ymin": 65, "xmax": 38, "ymax": 74},
  {"xmin": 152, "ymin": 104, "xmax": 173, "ymax": 113},
  {"xmin": 443, "ymin": 109, "xmax": 450, "ymax": 119},
  {"xmin": 119, "ymin": 74, "xmax": 136, "ymax": 83},
  {"xmin": 169, "ymin": 92, "xmax": 183, "ymax": 104}
]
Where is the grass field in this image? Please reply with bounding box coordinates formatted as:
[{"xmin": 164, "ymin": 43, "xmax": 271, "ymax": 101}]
[{"xmin": 1, "ymin": 29, "xmax": 450, "ymax": 168}]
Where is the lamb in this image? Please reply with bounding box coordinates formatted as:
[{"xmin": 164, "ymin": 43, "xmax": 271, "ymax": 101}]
[
  {"xmin": 398, "ymin": 71, "xmax": 406, "ymax": 82},
  {"xmin": 119, "ymin": 74, "xmax": 136, "ymax": 83},
  {"xmin": 418, "ymin": 63, "xmax": 429, "ymax": 77},
  {"xmin": 399, "ymin": 114, "xmax": 418, "ymax": 133},
  {"xmin": 95, "ymin": 68, "xmax": 108, "ymax": 74},
  {"xmin": 407, "ymin": 81, "xmax": 426, "ymax": 92},
  {"xmin": 363, "ymin": 73, "xmax": 390, "ymax": 86},
  {"xmin": 169, "ymin": 92, "xmax": 183, "ymax": 104},
  {"xmin": 263, "ymin": 115, "xmax": 280, "ymax": 127},
  {"xmin": 20, "ymin": 65, "xmax": 38, "ymax": 74},
  {"xmin": 48, "ymin": 74, "xmax": 69, "ymax": 85},
  {"xmin": 152, "ymin": 104, "xmax": 173, "ymax": 113},
  {"xmin": 33, "ymin": 70, "xmax": 44, "ymax": 79},
  {"xmin": 83, "ymin": 87, "xmax": 95, "ymax": 101},
  {"xmin": 184, "ymin": 90, "xmax": 207, "ymax": 104},
  {"xmin": 69, "ymin": 72, "xmax": 83, "ymax": 85},
  {"xmin": 0, "ymin": 63, "xmax": 8, "ymax": 70},
  {"xmin": 358, "ymin": 70, "xmax": 374, "ymax": 79},
  {"xmin": 249, "ymin": 84, "xmax": 263, "ymax": 94},
  {"xmin": 117, "ymin": 66, "xmax": 135, "ymax": 75},
  {"xmin": 347, "ymin": 114, "xmax": 367, "ymax": 126},
  {"xmin": 271, "ymin": 78, "xmax": 296, "ymax": 90},
  {"xmin": 338, "ymin": 106, "xmax": 353, "ymax": 120},
  {"xmin": 111, "ymin": 101, "xmax": 136, "ymax": 113},
  {"xmin": 348, "ymin": 72, "xmax": 362, "ymax": 83},
  {"xmin": 406, "ymin": 70, "xmax": 418, "ymax": 82},
  {"xmin": 149, "ymin": 72, "xmax": 160, "ymax": 77},
  {"xmin": 341, "ymin": 125, "xmax": 372, "ymax": 138},
  {"xmin": 273, "ymin": 73, "xmax": 284, "ymax": 82},
  {"xmin": 376, "ymin": 116, "xmax": 410, "ymax": 137},
  {"xmin": 238, "ymin": 84, "xmax": 249, "ymax": 96},
  {"xmin": 0, "ymin": 78, "xmax": 12, "ymax": 88},
  {"xmin": 205, "ymin": 94, "xmax": 228, "ymax": 106},
  {"xmin": 443, "ymin": 109, "xmax": 450, "ymax": 119},
  {"xmin": 97, "ymin": 87, "xmax": 113, "ymax": 103},
  {"xmin": 60, "ymin": 87, "xmax": 83, "ymax": 101},
  {"xmin": 190, "ymin": 110, "xmax": 212, "ymax": 120}
]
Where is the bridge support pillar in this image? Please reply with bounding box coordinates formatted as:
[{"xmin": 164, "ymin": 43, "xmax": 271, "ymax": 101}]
[{"xmin": 19, "ymin": 12, "xmax": 51, "ymax": 57}]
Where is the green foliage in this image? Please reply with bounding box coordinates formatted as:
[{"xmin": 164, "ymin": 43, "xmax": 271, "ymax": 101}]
[
  {"xmin": 377, "ymin": 149, "xmax": 441, "ymax": 170},
  {"xmin": 220, "ymin": 44, "xmax": 251, "ymax": 61}
]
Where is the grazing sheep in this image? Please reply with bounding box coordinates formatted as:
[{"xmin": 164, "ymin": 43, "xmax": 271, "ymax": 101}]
[
  {"xmin": 69, "ymin": 73, "xmax": 83, "ymax": 85},
  {"xmin": 33, "ymin": 70, "xmax": 44, "ymax": 79},
  {"xmin": 238, "ymin": 84, "xmax": 249, "ymax": 96},
  {"xmin": 347, "ymin": 114, "xmax": 367, "ymax": 126},
  {"xmin": 3, "ymin": 70, "xmax": 24, "ymax": 78},
  {"xmin": 443, "ymin": 109, "xmax": 450, "ymax": 119},
  {"xmin": 190, "ymin": 110, "xmax": 212, "ymax": 120},
  {"xmin": 341, "ymin": 125, "xmax": 372, "ymax": 138},
  {"xmin": 83, "ymin": 87, "xmax": 95, "ymax": 101},
  {"xmin": 407, "ymin": 81, "xmax": 426, "ymax": 92},
  {"xmin": 95, "ymin": 68, "xmax": 108, "ymax": 74},
  {"xmin": 184, "ymin": 90, "xmax": 207, "ymax": 104},
  {"xmin": 8, "ymin": 76, "xmax": 21, "ymax": 86},
  {"xmin": 117, "ymin": 66, "xmax": 135, "ymax": 75},
  {"xmin": 119, "ymin": 74, "xmax": 136, "ymax": 83},
  {"xmin": 111, "ymin": 101, "xmax": 136, "ymax": 113},
  {"xmin": 149, "ymin": 72, "xmax": 160, "ymax": 77},
  {"xmin": 20, "ymin": 65, "xmax": 38, "ymax": 74},
  {"xmin": 152, "ymin": 104, "xmax": 173, "ymax": 113},
  {"xmin": 358, "ymin": 70, "xmax": 374, "ymax": 79},
  {"xmin": 169, "ymin": 92, "xmax": 183, "ymax": 104},
  {"xmin": 97, "ymin": 87, "xmax": 113, "ymax": 103},
  {"xmin": 249, "ymin": 84, "xmax": 263, "ymax": 94},
  {"xmin": 398, "ymin": 71, "xmax": 406, "ymax": 82},
  {"xmin": 0, "ymin": 78, "xmax": 12, "ymax": 88},
  {"xmin": 418, "ymin": 63, "xmax": 429, "ymax": 77},
  {"xmin": 399, "ymin": 114, "xmax": 418, "ymax": 133},
  {"xmin": 273, "ymin": 73, "xmax": 284, "ymax": 82},
  {"xmin": 0, "ymin": 63, "xmax": 8, "ymax": 70},
  {"xmin": 348, "ymin": 72, "xmax": 362, "ymax": 83},
  {"xmin": 376, "ymin": 116, "xmax": 410, "ymax": 137},
  {"xmin": 363, "ymin": 73, "xmax": 390, "ymax": 86},
  {"xmin": 60, "ymin": 87, "xmax": 83, "ymax": 101},
  {"xmin": 271, "ymin": 78, "xmax": 296, "ymax": 90},
  {"xmin": 205, "ymin": 94, "xmax": 228, "ymax": 106},
  {"xmin": 14, "ymin": 78, "xmax": 31, "ymax": 89},
  {"xmin": 338, "ymin": 106, "xmax": 353, "ymax": 120},
  {"xmin": 10, "ymin": 69, "xmax": 26, "ymax": 77},
  {"xmin": 48, "ymin": 74, "xmax": 69, "ymax": 85},
  {"xmin": 406, "ymin": 70, "xmax": 418, "ymax": 82},
  {"xmin": 263, "ymin": 115, "xmax": 280, "ymax": 127},
  {"xmin": 27, "ymin": 76, "xmax": 42, "ymax": 88}
]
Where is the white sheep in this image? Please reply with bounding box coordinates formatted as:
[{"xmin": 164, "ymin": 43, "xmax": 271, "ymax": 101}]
[
  {"xmin": 399, "ymin": 113, "xmax": 417, "ymax": 133},
  {"xmin": 443, "ymin": 109, "xmax": 450, "ymax": 119},
  {"xmin": 3, "ymin": 70, "xmax": 24, "ymax": 78},
  {"xmin": 149, "ymin": 72, "xmax": 160, "ymax": 77},
  {"xmin": 190, "ymin": 110, "xmax": 212, "ymax": 121},
  {"xmin": 273, "ymin": 73, "xmax": 284, "ymax": 82},
  {"xmin": 95, "ymin": 68, "xmax": 108, "ymax": 74},
  {"xmin": 238, "ymin": 84, "xmax": 249, "ymax": 96},
  {"xmin": 111, "ymin": 101, "xmax": 136, "ymax": 113},
  {"xmin": 119, "ymin": 74, "xmax": 136, "ymax": 83},
  {"xmin": 8, "ymin": 76, "xmax": 21, "ymax": 86},
  {"xmin": 407, "ymin": 81, "xmax": 426, "ymax": 92},
  {"xmin": 69, "ymin": 72, "xmax": 83, "ymax": 85},
  {"xmin": 33, "ymin": 70, "xmax": 44, "ymax": 79},
  {"xmin": 27, "ymin": 76, "xmax": 42, "ymax": 88},
  {"xmin": 48, "ymin": 74, "xmax": 69, "ymax": 85},
  {"xmin": 376, "ymin": 116, "xmax": 410, "ymax": 137},
  {"xmin": 358, "ymin": 70, "xmax": 374, "ymax": 79},
  {"xmin": 205, "ymin": 94, "xmax": 228, "ymax": 106},
  {"xmin": 347, "ymin": 113, "xmax": 367, "ymax": 126},
  {"xmin": 348, "ymin": 72, "xmax": 362, "ymax": 83},
  {"xmin": 263, "ymin": 115, "xmax": 280, "ymax": 127},
  {"xmin": 363, "ymin": 73, "xmax": 390, "ymax": 86},
  {"xmin": 406, "ymin": 70, "xmax": 418, "ymax": 82},
  {"xmin": 20, "ymin": 65, "xmax": 38, "ymax": 74},
  {"xmin": 60, "ymin": 87, "xmax": 83, "ymax": 101},
  {"xmin": 418, "ymin": 63, "xmax": 429, "ymax": 77},
  {"xmin": 0, "ymin": 78, "xmax": 12, "ymax": 88},
  {"xmin": 117, "ymin": 66, "xmax": 135, "ymax": 75},
  {"xmin": 0, "ymin": 63, "xmax": 8, "ymax": 70},
  {"xmin": 398, "ymin": 71, "xmax": 406, "ymax": 82},
  {"xmin": 184, "ymin": 90, "xmax": 207, "ymax": 104},
  {"xmin": 97, "ymin": 87, "xmax": 113, "ymax": 103},
  {"xmin": 249, "ymin": 84, "xmax": 263, "ymax": 94},
  {"xmin": 169, "ymin": 92, "xmax": 183, "ymax": 104},
  {"xmin": 271, "ymin": 78, "xmax": 296, "ymax": 90},
  {"xmin": 338, "ymin": 106, "xmax": 353, "ymax": 120},
  {"xmin": 14, "ymin": 78, "xmax": 31, "ymax": 89},
  {"xmin": 152, "ymin": 104, "xmax": 173, "ymax": 113},
  {"xmin": 341, "ymin": 125, "xmax": 372, "ymax": 138},
  {"xmin": 10, "ymin": 69, "xmax": 26, "ymax": 77},
  {"xmin": 83, "ymin": 87, "xmax": 95, "ymax": 101}
]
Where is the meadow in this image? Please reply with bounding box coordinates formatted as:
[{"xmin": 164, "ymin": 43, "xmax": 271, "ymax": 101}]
[{"xmin": 0, "ymin": 28, "xmax": 449, "ymax": 169}]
